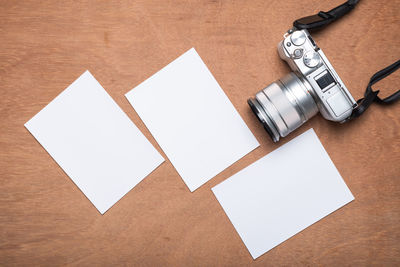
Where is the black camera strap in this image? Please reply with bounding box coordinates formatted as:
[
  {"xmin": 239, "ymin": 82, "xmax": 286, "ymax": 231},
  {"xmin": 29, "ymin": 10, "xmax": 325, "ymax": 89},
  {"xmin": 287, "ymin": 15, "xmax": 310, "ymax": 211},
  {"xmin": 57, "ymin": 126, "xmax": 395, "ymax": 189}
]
[
  {"xmin": 350, "ymin": 60, "xmax": 400, "ymax": 119},
  {"xmin": 293, "ymin": 0, "xmax": 400, "ymax": 120},
  {"xmin": 293, "ymin": 0, "xmax": 359, "ymax": 31}
]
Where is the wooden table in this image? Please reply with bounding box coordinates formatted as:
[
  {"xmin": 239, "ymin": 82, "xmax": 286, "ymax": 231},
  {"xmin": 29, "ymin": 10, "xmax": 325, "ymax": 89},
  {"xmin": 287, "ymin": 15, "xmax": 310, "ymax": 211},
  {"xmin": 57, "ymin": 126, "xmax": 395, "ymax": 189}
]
[{"xmin": 1, "ymin": 0, "xmax": 399, "ymax": 265}]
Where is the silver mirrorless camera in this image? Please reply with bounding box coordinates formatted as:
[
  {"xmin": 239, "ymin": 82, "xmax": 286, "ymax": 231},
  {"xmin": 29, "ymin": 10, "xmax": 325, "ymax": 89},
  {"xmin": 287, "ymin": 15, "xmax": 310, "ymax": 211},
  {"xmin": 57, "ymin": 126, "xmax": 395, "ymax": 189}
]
[{"xmin": 248, "ymin": 29, "xmax": 357, "ymax": 142}]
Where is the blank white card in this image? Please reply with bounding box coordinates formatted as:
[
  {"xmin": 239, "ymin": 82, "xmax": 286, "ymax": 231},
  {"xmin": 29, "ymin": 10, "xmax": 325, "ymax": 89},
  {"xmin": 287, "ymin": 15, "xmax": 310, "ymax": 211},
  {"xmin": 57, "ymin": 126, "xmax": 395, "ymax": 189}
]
[
  {"xmin": 126, "ymin": 48, "xmax": 259, "ymax": 192},
  {"xmin": 25, "ymin": 71, "xmax": 164, "ymax": 214},
  {"xmin": 212, "ymin": 129, "xmax": 354, "ymax": 259}
]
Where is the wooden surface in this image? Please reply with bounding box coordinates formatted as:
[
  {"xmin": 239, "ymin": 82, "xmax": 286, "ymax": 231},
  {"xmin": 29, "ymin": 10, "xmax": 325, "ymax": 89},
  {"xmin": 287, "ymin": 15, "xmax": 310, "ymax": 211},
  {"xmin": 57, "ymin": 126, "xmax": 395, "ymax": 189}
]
[{"xmin": 1, "ymin": 0, "xmax": 399, "ymax": 265}]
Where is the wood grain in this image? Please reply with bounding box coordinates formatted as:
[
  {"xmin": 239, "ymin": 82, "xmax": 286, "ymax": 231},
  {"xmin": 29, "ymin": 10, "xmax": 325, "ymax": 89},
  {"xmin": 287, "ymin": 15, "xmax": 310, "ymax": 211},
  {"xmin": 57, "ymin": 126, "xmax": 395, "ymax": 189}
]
[{"xmin": 0, "ymin": 0, "xmax": 399, "ymax": 265}]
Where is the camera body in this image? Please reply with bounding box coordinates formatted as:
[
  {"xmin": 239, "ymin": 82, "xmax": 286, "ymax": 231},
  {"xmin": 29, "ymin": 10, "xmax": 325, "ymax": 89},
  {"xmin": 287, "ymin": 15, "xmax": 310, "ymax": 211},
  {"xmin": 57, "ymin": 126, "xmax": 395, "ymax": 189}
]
[
  {"xmin": 248, "ymin": 29, "xmax": 357, "ymax": 142},
  {"xmin": 278, "ymin": 29, "xmax": 356, "ymax": 122}
]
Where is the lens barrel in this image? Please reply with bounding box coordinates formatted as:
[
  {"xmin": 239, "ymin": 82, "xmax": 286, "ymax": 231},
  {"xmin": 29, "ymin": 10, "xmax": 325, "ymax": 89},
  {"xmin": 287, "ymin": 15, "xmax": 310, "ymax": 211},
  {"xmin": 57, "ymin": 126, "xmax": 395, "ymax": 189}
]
[{"xmin": 248, "ymin": 72, "xmax": 318, "ymax": 142}]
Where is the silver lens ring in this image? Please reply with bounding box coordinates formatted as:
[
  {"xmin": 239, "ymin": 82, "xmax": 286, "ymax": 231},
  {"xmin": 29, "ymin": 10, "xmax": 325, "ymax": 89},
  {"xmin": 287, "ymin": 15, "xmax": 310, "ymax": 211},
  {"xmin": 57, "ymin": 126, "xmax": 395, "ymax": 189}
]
[
  {"xmin": 279, "ymin": 73, "xmax": 318, "ymax": 122},
  {"xmin": 248, "ymin": 72, "xmax": 318, "ymax": 142}
]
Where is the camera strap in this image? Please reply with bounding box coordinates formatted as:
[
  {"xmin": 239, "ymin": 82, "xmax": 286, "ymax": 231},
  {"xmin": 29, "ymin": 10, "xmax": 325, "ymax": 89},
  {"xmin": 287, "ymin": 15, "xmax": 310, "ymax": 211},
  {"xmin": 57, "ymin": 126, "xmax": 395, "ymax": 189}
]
[
  {"xmin": 293, "ymin": 0, "xmax": 400, "ymax": 119},
  {"xmin": 293, "ymin": 0, "xmax": 359, "ymax": 31},
  {"xmin": 350, "ymin": 60, "xmax": 400, "ymax": 119}
]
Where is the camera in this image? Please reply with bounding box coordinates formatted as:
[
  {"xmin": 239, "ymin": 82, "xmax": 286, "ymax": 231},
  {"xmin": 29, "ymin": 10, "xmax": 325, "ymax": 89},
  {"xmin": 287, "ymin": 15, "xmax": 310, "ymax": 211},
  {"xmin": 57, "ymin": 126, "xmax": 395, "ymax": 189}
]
[{"xmin": 248, "ymin": 29, "xmax": 357, "ymax": 142}]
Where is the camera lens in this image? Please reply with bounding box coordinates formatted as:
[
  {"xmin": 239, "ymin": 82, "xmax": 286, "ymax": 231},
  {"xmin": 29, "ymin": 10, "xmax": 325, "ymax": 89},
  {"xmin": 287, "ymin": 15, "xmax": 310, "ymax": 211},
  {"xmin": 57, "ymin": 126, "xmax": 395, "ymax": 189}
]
[{"xmin": 248, "ymin": 72, "xmax": 318, "ymax": 142}]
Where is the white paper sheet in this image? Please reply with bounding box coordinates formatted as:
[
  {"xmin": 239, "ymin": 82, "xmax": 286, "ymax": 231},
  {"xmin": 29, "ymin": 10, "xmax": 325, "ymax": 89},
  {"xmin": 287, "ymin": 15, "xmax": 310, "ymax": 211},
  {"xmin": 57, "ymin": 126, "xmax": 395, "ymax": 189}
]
[
  {"xmin": 125, "ymin": 48, "xmax": 259, "ymax": 192},
  {"xmin": 25, "ymin": 71, "xmax": 164, "ymax": 214},
  {"xmin": 212, "ymin": 129, "xmax": 354, "ymax": 259}
]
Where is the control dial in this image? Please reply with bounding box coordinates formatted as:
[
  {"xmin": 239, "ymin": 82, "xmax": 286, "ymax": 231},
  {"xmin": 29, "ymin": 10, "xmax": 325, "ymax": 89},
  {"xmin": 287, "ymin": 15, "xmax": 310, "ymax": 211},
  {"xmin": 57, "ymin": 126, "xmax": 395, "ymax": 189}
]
[
  {"xmin": 290, "ymin": 31, "xmax": 306, "ymax": 46},
  {"xmin": 303, "ymin": 50, "xmax": 320, "ymax": 68}
]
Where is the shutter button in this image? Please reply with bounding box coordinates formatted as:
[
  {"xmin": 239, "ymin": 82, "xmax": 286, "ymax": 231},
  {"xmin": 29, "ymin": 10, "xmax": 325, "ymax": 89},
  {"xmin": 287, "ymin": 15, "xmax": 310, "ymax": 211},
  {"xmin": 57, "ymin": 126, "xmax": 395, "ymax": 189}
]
[{"xmin": 292, "ymin": 49, "xmax": 303, "ymax": 59}]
